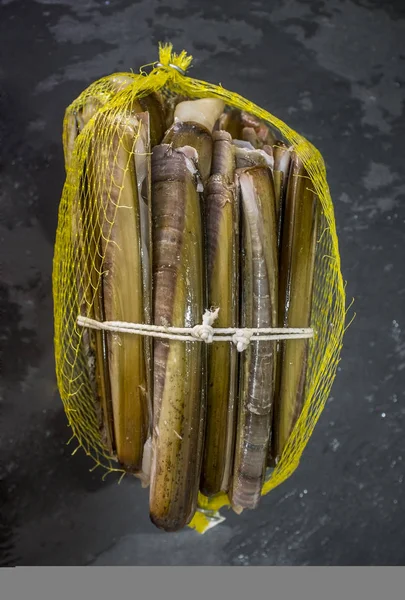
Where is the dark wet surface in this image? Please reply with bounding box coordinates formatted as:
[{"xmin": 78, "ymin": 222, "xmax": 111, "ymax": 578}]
[{"xmin": 1, "ymin": 0, "xmax": 405, "ymax": 565}]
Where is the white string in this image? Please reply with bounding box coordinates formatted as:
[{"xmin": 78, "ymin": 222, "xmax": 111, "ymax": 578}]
[{"xmin": 77, "ymin": 308, "xmax": 313, "ymax": 353}]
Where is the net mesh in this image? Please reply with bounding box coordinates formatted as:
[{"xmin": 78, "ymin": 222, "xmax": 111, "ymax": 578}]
[{"xmin": 53, "ymin": 44, "xmax": 346, "ymax": 527}]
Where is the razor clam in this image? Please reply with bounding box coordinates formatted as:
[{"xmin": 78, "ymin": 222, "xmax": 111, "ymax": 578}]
[
  {"xmin": 266, "ymin": 141, "xmax": 292, "ymax": 467},
  {"xmin": 137, "ymin": 92, "xmax": 166, "ymax": 147},
  {"xmin": 72, "ymin": 145, "xmax": 115, "ymax": 452},
  {"xmin": 63, "ymin": 86, "xmax": 164, "ymax": 171},
  {"xmin": 150, "ymin": 143, "xmax": 205, "ymax": 531},
  {"xmin": 218, "ymin": 108, "xmax": 276, "ymax": 145},
  {"xmin": 272, "ymin": 141, "xmax": 292, "ymax": 233},
  {"xmin": 240, "ymin": 111, "xmax": 277, "ymax": 147},
  {"xmin": 233, "ymin": 140, "xmax": 274, "ymax": 170},
  {"xmin": 217, "ymin": 108, "xmax": 243, "ymax": 139},
  {"xmin": 231, "ymin": 165, "xmax": 278, "ymax": 510},
  {"xmin": 242, "ymin": 126, "xmax": 262, "ymax": 148},
  {"xmin": 89, "ymin": 109, "xmax": 151, "ymax": 471},
  {"xmin": 201, "ymin": 130, "xmax": 239, "ymax": 495},
  {"xmin": 272, "ymin": 153, "xmax": 319, "ymax": 461},
  {"xmin": 163, "ymin": 98, "xmax": 225, "ymax": 183}
]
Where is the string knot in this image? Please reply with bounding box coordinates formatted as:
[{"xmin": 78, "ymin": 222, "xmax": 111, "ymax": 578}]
[
  {"xmin": 191, "ymin": 308, "xmax": 220, "ymax": 344},
  {"xmin": 232, "ymin": 329, "xmax": 253, "ymax": 352}
]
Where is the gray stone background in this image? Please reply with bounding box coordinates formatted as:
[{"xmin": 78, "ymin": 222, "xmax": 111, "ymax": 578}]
[{"xmin": 1, "ymin": 0, "xmax": 404, "ymax": 565}]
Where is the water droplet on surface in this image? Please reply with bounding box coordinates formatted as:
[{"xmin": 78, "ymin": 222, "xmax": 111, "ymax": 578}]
[{"xmin": 331, "ymin": 438, "xmax": 340, "ymax": 452}]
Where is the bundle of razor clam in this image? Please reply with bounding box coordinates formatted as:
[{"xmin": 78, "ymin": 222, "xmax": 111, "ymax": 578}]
[{"xmin": 72, "ymin": 90, "xmax": 318, "ymax": 532}]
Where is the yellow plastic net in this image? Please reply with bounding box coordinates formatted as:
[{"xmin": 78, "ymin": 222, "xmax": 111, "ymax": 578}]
[{"xmin": 53, "ymin": 44, "xmax": 346, "ymax": 532}]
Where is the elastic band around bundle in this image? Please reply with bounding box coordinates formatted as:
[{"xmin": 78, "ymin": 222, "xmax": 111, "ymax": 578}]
[
  {"xmin": 77, "ymin": 309, "xmax": 313, "ymax": 353},
  {"xmin": 156, "ymin": 62, "xmax": 186, "ymax": 75}
]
